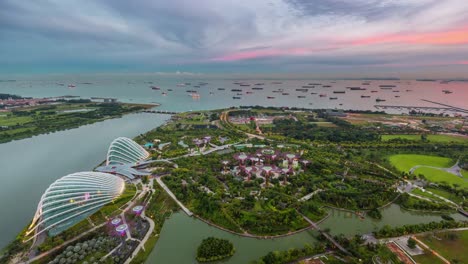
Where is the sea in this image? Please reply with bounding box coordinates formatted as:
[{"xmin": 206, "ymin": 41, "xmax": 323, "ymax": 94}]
[{"xmin": 1, "ymin": 74, "xmax": 467, "ymax": 114}]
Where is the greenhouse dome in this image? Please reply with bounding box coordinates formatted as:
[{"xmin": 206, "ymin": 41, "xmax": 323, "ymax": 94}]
[
  {"xmin": 26, "ymin": 172, "xmax": 125, "ymax": 240},
  {"xmin": 106, "ymin": 137, "xmax": 150, "ymax": 165}
]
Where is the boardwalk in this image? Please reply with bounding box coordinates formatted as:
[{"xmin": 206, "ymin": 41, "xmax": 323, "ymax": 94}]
[
  {"xmin": 298, "ymin": 212, "xmax": 350, "ymax": 255},
  {"xmin": 155, "ymin": 177, "xmax": 193, "ymax": 216}
]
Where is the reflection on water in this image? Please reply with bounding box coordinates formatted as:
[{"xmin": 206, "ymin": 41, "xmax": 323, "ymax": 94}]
[
  {"xmin": 147, "ymin": 204, "xmax": 465, "ymax": 263},
  {"xmin": 0, "ymin": 113, "xmax": 168, "ymax": 249}
]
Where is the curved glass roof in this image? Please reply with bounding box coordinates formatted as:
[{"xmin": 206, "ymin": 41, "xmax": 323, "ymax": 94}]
[
  {"xmin": 106, "ymin": 137, "xmax": 149, "ymax": 165},
  {"xmin": 27, "ymin": 172, "xmax": 125, "ymax": 240}
]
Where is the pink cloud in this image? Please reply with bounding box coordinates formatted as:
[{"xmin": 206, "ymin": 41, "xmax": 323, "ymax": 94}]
[
  {"xmin": 211, "ymin": 47, "xmax": 334, "ymax": 62},
  {"xmin": 348, "ymin": 26, "xmax": 468, "ymax": 46}
]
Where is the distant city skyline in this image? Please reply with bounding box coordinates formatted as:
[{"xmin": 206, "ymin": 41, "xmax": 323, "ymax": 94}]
[{"xmin": 1, "ymin": 0, "xmax": 468, "ymax": 77}]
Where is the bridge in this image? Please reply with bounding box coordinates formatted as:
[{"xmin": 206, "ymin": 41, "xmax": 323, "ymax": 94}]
[
  {"xmin": 155, "ymin": 177, "xmax": 193, "ymax": 216},
  {"xmin": 298, "ymin": 211, "xmax": 351, "ymax": 255},
  {"xmin": 142, "ymin": 110, "xmax": 180, "ymax": 114}
]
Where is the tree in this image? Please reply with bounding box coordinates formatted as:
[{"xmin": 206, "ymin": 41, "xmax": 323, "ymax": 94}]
[{"xmin": 407, "ymin": 238, "xmax": 416, "ymax": 249}]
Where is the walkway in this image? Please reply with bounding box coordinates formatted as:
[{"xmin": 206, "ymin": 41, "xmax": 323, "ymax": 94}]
[
  {"xmin": 298, "ymin": 211, "xmax": 350, "ymax": 255},
  {"xmin": 155, "ymin": 177, "xmax": 193, "ymax": 216},
  {"xmin": 411, "ymin": 236, "xmax": 450, "ymax": 264},
  {"xmin": 298, "ymin": 189, "xmax": 323, "ymax": 202},
  {"xmin": 409, "ymin": 160, "xmax": 464, "ymax": 178}
]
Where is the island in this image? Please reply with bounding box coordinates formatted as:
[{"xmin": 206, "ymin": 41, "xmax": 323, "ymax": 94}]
[
  {"xmin": 0, "ymin": 93, "xmax": 156, "ymax": 143},
  {"xmin": 196, "ymin": 237, "xmax": 235, "ymax": 262},
  {"xmin": 1, "ymin": 106, "xmax": 467, "ymax": 264}
]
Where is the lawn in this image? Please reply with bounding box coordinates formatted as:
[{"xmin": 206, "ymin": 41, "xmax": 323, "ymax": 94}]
[
  {"xmin": 413, "ymin": 167, "xmax": 468, "ymax": 189},
  {"xmin": 417, "ymin": 230, "xmax": 468, "ymax": 264},
  {"xmin": 425, "ymin": 187, "xmax": 464, "ymax": 204},
  {"xmin": 382, "ymin": 134, "xmax": 467, "ymax": 143},
  {"xmin": 388, "ymin": 154, "xmax": 454, "ymax": 172},
  {"xmin": 462, "ymin": 170, "xmax": 468, "ymax": 178},
  {"xmin": 412, "ymin": 252, "xmax": 445, "ymax": 264}
]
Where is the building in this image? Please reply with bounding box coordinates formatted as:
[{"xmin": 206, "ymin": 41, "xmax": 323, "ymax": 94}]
[
  {"xmin": 97, "ymin": 137, "xmax": 152, "ymax": 179},
  {"xmin": 106, "ymin": 137, "xmax": 150, "ymax": 166},
  {"xmin": 26, "ymin": 172, "xmax": 125, "ymax": 241}
]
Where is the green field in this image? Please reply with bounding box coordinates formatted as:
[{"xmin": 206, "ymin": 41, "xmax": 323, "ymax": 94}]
[
  {"xmin": 412, "ymin": 252, "xmax": 445, "ymax": 264},
  {"xmin": 413, "ymin": 167, "xmax": 468, "ymax": 188},
  {"xmin": 382, "ymin": 134, "xmax": 467, "ymax": 143},
  {"xmin": 425, "ymin": 187, "xmax": 464, "ymax": 204},
  {"xmin": 388, "ymin": 154, "xmax": 454, "ymax": 172},
  {"xmin": 417, "ymin": 230, "xmax": 468, "ymax": 264}
]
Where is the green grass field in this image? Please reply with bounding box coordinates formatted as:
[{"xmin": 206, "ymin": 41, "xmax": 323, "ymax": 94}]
[
  {"xmin": 412, "ymin": 252, "xmax": 445, "ymax": 264},
  {"xmin": 388, "ymin": 154, "xmax": 454, "ymax": 172},
  {"xmin": 382, "ymin": 134, "xmax": 467, "ymax": 143},
  {"xmin": 413, "ymin": 167, "xmax": 468, "ymax": 188},
  {"xmin": 462, "ymin": 170, "xmax": 468, "ymax": 178},
  {"xmin": 425, "ymin": 187, "xmax": 464, "ymax": 204},
  {"xmin": 417, "ymin": 230, "xmax": 468, "ymax": 264}
]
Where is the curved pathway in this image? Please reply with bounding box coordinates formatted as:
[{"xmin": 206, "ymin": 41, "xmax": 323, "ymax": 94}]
[{"xmin": 409, "ymin": 160, "xmax": 464, "ymax": 178}]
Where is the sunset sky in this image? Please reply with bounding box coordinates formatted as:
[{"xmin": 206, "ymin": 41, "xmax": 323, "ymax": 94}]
[{"xmin": 1, "ymin": 0, "xmax": 468, "ymax": 77}]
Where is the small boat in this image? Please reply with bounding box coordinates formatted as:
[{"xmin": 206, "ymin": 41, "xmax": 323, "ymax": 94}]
[
  {"xmin": 151, "ymin": 86, "xmax": 161, "ymax": 90},
  {"xmin": 442, "ymin": 90, "xmax": 453, "ymax": 94},
  {"xmin": 282, "ymin": 93, "xmax": 290, "ymax": 95},
  {"xmin": 217, "ymin": 88, "xmax": 226, "ymax": 90},
  {"xmin": 329, "ymin": 97, "xmax": 338, "ymax": 100},
  {"xmin": 376, "ymin": 98, "xmax": 386, "ymax": 102},
  {"xmin": 395, "ymin": 95, "xmax": 400, "ymax": 98},
  {"xmin": 339, "ymin": 103, "xmax": 343, "ymax": 106},
  {"xmin": 271, "ymin": 82, "xmax": 282, "ymax": 84},
  {"xmin": 301, "ymin": 86, "xmax": 314, "ymax": 88},
  {"xmin": 186, "ymin": 90, "xmax": 196, "ymax": 93},
  {"xmin": 319, "ymin": 94, "xmax": 327, "ymax": 97},
  {"xmin": 333, "ymin": 91, "xmax": 346, "ymax": 94},
  {"xmin": 240, "ymin": 84, "xmax": 251, "ymax": 87},
  {"xmin": 209, "ymin": 92, "xmax": 214, "ymax": 95},
  {"xmin": 193, "ymin": 85, "xmax": 200, "ymax": 88},
  {"xmin": 68, "ymin": 84, "xmax": 76, "ymax": 88},
  {"xmin": 362, "ymin": 82, "xmax": 370, "ymax": 85},
  {"xmin": 176, "ymin": 83, "xmax": 186, "ymax": 87},
  {"xmin": 392, "ymin": 90, "xmax": 400, "ymax": 93},
  {"xmin": 246, "ymin": 91, "xmax": 253, "ymax": 94},
  {"xmin": 406, "ymin": 89, "xmax": 412, "ymax": 92},
  {"xmin": 232, "ymin": 96, "xmax": 241, "ymax": 99},
  {"xmin": 252, "ymin": 87, "xmax": 263, "ymax": 90},
  {"xmin": 231, "ymin": 89, "xmax": 242, "ymax": 92},
  {"xmin": 379, "ymin": 85, "xmax": 396, "ymax": 88},
  {"xmin": 255, "ymin": 83, "xmax": 265, "ymax": 85},
  {"xmin": 348, "ymin": 87, "xmax": 366, "ymax": 90},
  {"xmin": 298, "ymin": 95, "xmax": 306, "ymax": 98},
  {"xmin": 267, "ymin": 96, "xmax": 275, "ymax": 99},
  {"xmin": 361, "ymin": 95, "xmax": 371, "ymax": 98},
  {"xmin": 371, "ymin": 90, "xmax": 378, "ymax": 93},
  {"xmin": 237, "ymin": 93, "xmax": 243, "ymax": 96},
  {"xmin": 322, "ymin": 85, "xmax": 332, "ymax": 88},
  {"xmin": 311, "ymin": 92, "xmax": 317, "ymax": 95},
  {"xmin": 162, "ymin": 92, "xmax": 167, "ymax": 96},
  {"xmin": 309, "ymin": 83, "xmax": 321, "ymax": 85},
  {"xmin": 168, "ymin": 89, "xmax": 173, "ymax": 91},
  {"xmin": 191, "ymin": 93, "xmax": 200, "ymax": 98}
]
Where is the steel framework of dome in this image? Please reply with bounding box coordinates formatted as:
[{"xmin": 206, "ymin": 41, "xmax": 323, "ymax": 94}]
[
  {"xmin": 26, "ymin": 172, "xmax": 125, "ymax": 241},
  {"xmin": 106, "ymin": 137, "xmax": 150, "ymax": 165}
]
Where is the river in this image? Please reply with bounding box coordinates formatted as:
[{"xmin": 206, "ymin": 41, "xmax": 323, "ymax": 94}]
[
  {"xmin": 0, "ymin": 112, "xmax": 169, "ymax": 250},
  {"xmin": 147, "ymin": 204, "xmax": 465, "ymax": 263}
]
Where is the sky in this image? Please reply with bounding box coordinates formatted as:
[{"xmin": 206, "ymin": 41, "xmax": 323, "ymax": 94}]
[{"xmin": 1, "ymin": 0, "xmax": 468, "ymax": 78}]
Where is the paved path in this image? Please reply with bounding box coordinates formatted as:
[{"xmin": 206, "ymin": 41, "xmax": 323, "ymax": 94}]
[
  {"xmin": 409, "ymin": 160, "xmax": 464, "ymax": 178},
  {"xmin": 155, "ymin": 177, "xmax": 193, "ymax": 216},
  {"xmin": 298, "ymin": 211, "xmax": 350, "ymax": 255},
  {"xmin": 412, "ymin": 236, "xmax": 450, "ymax": 264},
  {"xmin": 298, "ymin": 189, "xmax": 323, "ymax": 202}
]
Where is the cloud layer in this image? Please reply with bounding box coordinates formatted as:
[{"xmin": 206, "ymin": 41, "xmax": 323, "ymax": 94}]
[{"xmin": 1, "ymin": 0, "xmax": 468, "ymax": 77}]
